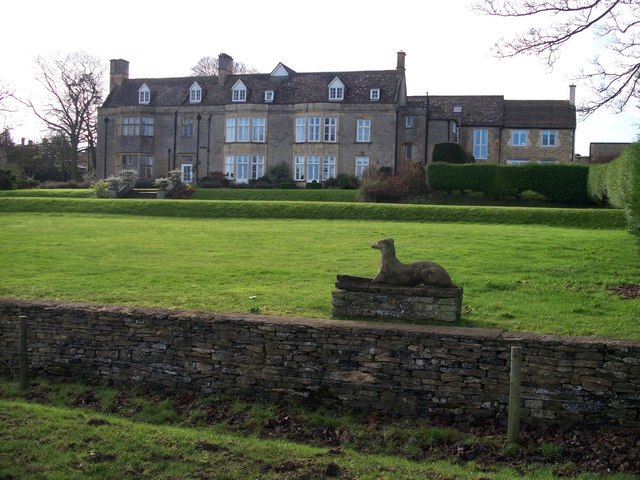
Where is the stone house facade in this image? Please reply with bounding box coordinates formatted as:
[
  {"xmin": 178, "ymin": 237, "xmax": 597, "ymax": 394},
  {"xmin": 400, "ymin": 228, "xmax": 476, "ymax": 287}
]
[{"xmin": 96, "ymin": 52, "xmax": 576, "ymax": 184}]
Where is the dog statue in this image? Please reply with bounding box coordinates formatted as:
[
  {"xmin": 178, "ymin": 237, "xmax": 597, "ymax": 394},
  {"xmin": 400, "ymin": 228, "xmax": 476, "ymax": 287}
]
[{"xmin": 371, "ymin": 238, "xmax": 454, "ymax": 288}]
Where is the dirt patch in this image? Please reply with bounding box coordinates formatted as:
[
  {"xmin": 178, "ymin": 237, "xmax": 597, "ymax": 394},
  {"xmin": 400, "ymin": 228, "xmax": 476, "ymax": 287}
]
[{"xmin": 609, "ymin": 283, "xmax": 640, "ymax": 300}]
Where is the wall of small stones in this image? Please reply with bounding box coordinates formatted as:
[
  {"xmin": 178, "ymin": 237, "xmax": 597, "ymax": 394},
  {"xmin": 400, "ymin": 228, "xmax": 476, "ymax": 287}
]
[{"xmin": 0, "ymin": 298, "xmax": 638, "ymax": 428}]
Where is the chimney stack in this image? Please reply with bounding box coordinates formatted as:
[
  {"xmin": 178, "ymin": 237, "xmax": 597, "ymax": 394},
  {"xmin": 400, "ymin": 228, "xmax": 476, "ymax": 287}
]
[
  {"xmin": 569, "ymin": 84, "xmax": 576, "ymax": 106},
  {"xmin": 109, "ymin": 59, "xmax": 129, "ymax": 91},
  {"xmin": 218, "ymin": 53, "xmax": 233, "ymax": 86},
  {"xmin": 396, "ymin": 51, "xmax": 406, "ymax": 71}
]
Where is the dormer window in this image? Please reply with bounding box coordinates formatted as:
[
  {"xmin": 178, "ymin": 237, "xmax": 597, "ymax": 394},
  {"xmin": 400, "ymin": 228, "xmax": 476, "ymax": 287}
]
[
  {"xmin": 232, "ymin": 80, "xmax": 247, "ymax": 102},
  {"xmin": 328, "ymin": 77, "xmax": 345, "ymax": 101},
  {"xmin": 264, "ymin": 90, "xmax": 275, "ymax": 103},
  {"xmin": 370, "ymin": 89, "xmax": 380, "ymax": 101},
  {"xmin": 138, "ymin": 84, "xmax": 150, "ymax": 105},
  {"xmin": 453, "ymin": 105, "xmax": 463, "ymax": 114},
  {"xmin": 189, "ymin": 81, "xmax": 202, "ymax": 104}
]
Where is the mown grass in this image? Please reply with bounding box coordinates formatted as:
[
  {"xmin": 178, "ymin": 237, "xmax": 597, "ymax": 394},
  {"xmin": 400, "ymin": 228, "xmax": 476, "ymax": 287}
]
[
  {"xmin": 0, "ymin": 197, "xmax": 626, "ymax": 228},
  {"xmin": 0, "ymin": 213, "xmax": 637, "ymax": 338},
  {"xmin": 0, "ymin": 188, "xmax": 91, "ymax": 198},
  {"xmin": 0, "ymin": 379, "xmax": 633, "ymax": 480},
  {"xmin": 192, "ymin": 187, "xmax": 359, "ymax": 202}
]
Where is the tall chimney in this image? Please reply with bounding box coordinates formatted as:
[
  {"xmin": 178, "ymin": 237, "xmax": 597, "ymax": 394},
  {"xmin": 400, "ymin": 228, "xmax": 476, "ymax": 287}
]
[
  {"xmin": 218, "ymin": 53, "xmax": 233, "ymax": 86},
  {"xmin": 396, "ymin": 51, "xmax": 406, "ymax": 71},
  {"xmin": 569, "ymin": 84, "xmax": 576, "ymax": 106},
  {"xmin": 110, "ymin": 59, "xmax": 129, "ymax": 91}
]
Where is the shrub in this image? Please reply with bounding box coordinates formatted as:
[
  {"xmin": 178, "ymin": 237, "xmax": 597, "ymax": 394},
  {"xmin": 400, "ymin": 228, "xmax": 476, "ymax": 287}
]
[
  {"xmin": 199, "ymin": 171, "xmax": 230, "ymax": 188},
  {"xmin": 600, "ymin": 143, "xmax": 640, "ymax": 236},
  {"xmin": 305, "ymin": 181, "xmax": 322, "ymax": 189},
  {"xmin": 432, "ymin": 142, "xmax": 475, "ymax": 164},
  {"xmin": 16, "ymin": 176, "xmax": 39, "ymax": 189},
  {"xmin": 277, "ymin": 181, "xmax": 297, "ymax": 189},
  {"xmin": 324, "ymin": 173, "xmax": 361, "ymax": 190},
  {"xmin": 358, "ymin": 162, "xmax": 426, "ymax": 202},
  {"xmin": 587, "ymin": 163, "xmax": 609, "ymax": 204},
  {"xmin": 0, "ymin": 169, "xmax": 17, "ymax": 190},
  {"xmin": 89, "ymin": 180, "xmax": 109, "ymax": 198},
  {"xmin": 266, "ymin": 162, "xmax": 292, "ymax": 185}
]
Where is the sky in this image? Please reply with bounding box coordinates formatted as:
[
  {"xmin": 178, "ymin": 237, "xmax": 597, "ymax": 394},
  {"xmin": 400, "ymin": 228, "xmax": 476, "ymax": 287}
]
[{"xmin": 1, "ymin": 0, "xmax": 638, "ymax": 156}]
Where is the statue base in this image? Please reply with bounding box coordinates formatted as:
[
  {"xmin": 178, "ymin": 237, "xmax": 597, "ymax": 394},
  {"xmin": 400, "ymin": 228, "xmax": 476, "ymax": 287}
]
[{"xmin": 332, "ymin": 275, "xmax": 463, "ymax": 324}]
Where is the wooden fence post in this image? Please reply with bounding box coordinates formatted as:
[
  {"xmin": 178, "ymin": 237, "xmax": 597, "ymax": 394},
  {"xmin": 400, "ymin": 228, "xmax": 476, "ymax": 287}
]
[
  {"xmin": 19, "ymin": 315, "xmax": 29, "ymax": 390},
  {"xmin": 507, "ymin": 346, "xmax": 522, "ymax": 445}
]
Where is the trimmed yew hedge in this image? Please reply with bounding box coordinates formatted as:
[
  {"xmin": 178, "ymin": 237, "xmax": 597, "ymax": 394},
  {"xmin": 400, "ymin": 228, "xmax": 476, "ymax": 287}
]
[{"xmin": 427, "ymin": 163, "xmax": 591, "ymax": 204}]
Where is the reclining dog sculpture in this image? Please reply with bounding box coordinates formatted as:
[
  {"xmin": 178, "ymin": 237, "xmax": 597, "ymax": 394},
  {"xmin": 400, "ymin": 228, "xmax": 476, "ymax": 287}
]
[{"xmin": 371, "ymin": 238, "xmax": 454, "ymax": 288}]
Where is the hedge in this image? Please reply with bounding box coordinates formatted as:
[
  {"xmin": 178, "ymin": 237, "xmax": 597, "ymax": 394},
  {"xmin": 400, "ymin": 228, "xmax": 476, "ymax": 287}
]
[
  {"xmin": 588, "ymin": 143, "xmax": 640, "ymax": 237},
  {"xmin": 427, "ymin": 163, "xmax": 590, "ymax": 204},
  {"xmin": 0, "ymin": 197, "xmax": 625, "ymax": 229}
]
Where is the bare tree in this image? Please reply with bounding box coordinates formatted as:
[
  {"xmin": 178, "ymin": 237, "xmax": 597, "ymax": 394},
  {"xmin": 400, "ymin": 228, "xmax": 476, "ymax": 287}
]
[
  {"xmin": 191, "ymin": 56, "xmax": 258, "ymax": 76},
  {"xmin": 23, "ymin": 52, "xmax": 105, "ymax": 179},
  {"xmin": 0, "ymin": 81, "xmax": 14, "ymax": 113},
  {"xmin": 474, "ymin": 0, "xmax": 640, "ymax": 115}
]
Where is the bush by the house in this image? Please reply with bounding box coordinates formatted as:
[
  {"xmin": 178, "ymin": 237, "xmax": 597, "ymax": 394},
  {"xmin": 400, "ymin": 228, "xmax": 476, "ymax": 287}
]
[
  {"xmin": 305, "ymin": 181, "xmax": 322, "ymax": 189},
  {"xmin": 0, "ymin": 169, "xmax": 17, "ymax": 190},
  {"xmin": 428, "ymin": 162, "xmax": 590, "ymax": 203},
  {"xmin": 266, "ymin": 162, "xmax": 293, "ymax": 186},
  {"xmin": 358, "ymin": 162, "xmax": 426, "ymax": 202},
  {"xmin": 432, "ymin": 142, "xmax": 476, "ymax": 164},
  {"xmin": 89, "ymin": 179, "xmax": 109, "ymax": 198},
  {"xmin": 324, "ymin": 173, "xmax": 361, "ymax": 190},
  {"xmin": 199, "ymin": 171, "xmax": 230, "ymax": 188}
]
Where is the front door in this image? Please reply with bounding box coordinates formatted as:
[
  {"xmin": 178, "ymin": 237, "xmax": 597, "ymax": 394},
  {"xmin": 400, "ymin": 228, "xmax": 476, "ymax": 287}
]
[{"xmin": 181, "ymin": 163, "xmax": 193, "ymax": 183}]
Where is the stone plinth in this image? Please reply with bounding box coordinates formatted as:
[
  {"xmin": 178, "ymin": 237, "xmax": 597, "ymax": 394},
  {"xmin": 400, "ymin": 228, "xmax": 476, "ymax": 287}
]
[{"xmin": 332, "ymin": 275, "xmax": 463, "ymax": 324}]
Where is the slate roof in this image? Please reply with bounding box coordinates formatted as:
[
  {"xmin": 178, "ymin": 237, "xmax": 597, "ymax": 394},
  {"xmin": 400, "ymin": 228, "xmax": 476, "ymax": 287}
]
[
  {"xmin": 102, "ymin": 69, "xmax": 402, "ymax": 108},
  {"xmin": 406, "ymin": 95, "xmax": 576, "ymax": 129}
]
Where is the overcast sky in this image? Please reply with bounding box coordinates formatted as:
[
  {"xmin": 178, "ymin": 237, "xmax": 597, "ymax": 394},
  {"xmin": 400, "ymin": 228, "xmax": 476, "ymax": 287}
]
[{"xmin": 2, "ymin": 0, "xmax": 638, "ymax": 155}]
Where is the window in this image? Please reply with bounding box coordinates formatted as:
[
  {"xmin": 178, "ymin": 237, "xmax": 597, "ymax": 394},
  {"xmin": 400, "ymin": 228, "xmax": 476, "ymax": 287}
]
[
  {"xmin": 225, "ymin": 156, "xmax": 235, "ymax": 179},
  {"xmin": 181, "ymin": 162, "xmax": 193, "ymax": 183},
  {"xmin": 251, "ymin": 155, "xmax": 264, "ymax": 179},
  {"xmin": 232, "ymin": 80, "xmax": 247, "ymax": 102},
  {"xmin": 355, "ymin": 156, "xmax": 369, "ymax": 177},
  {"xmin": 224, "ymin": 155, "xmax": 251, "ymax": 183},
  {"xmin": 189, "ymin": 82, "xmax": 202, "ymax": 103},
  {"xmin": 405, "ymin": 116, "xmax": 413, "ymax": 128},
  {"xmin": 264, "ymin": 90, "xmax": 274, "ymax": 102},
  {"xmin": 122, "ymin": 116, "xmax": 140, "ymax": 136},
  {"xmin": 140, "ymin": 116, "xmax": 154, "ymax": 136},
  {"xmin": 322, "ymin": 156, "xmax": 336, "ymax": 180},
  {"xmin": 252, "ymin": 118, "xmax": 266, "ymax": 142},
  {"xmin": 473, "ymin": 129, "xmax": 488, "ymax": 160},
  {"xmin": 294, "ymin": 156, "xmax": 305, "ymax": 181},
  {"xmin": 225, "ymin": 118, "xmax": 236, "ymax": 142},
  {"xmin": 295, "ymin": 117, "xmax": 306, "ymax": 143},
  {"xmin": 237, "ymin": 118, "xmax": 250, "ymax": 142},
  {"xmin": 323, "ymin": 117, "xmax": 337, "ymax": 142},
  {"xmin": 356, "ymin": 119, "xmax": 371, "ymax": 143},
  {"xmin": 236, "ymin": 155, "xmax": 249, "ymax": 183},
  {"xmin": 370, "ymin": 88, "xmax": 380, "ymax": 101},
  {"xmin": 506, "ymin": 159, "xmax": 529, "ymax": 165},
  {"xmin": 328, "ymin": 77, "xmax": 345, "ymax": 101},
  {"xmin": 121, "ymin": 154, "xmax": 154, "ymax": 177},
  {"xmin": 308, "ymin": 117, "xmax": 321, "ymax": 142},
  {"xmin": 405, "ymin": 144, "xmax": 413, "ymax": 160},
  {"xmin": 541, "ymin": 130, "xmax": 557, "ymax": 147},
  {"xmin": 138, "ymin": 84, "xmax": 150, "ymax": 105},
  {"xmin": 306, "ymin": 156, "xmax": 320, "ymax": 182},
  {"xmin": 181, "ymin": 116, "xmax": 194, "ymax": 137},
  {"xmin": 453, "ymin": 105, "xmax": 463, "ymax": 114},
  {"xmin": 512, "ymin": 130, "xmax": 527, "ymax": 146}
]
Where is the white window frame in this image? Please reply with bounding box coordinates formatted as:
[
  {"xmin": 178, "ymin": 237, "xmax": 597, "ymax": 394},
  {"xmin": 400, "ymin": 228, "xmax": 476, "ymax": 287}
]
[
  {"xmin": 370, "ymin": 88, "xmax": 380, "ymax": 101},
  {"xmin": 250, "ymin": 155, "xmax": 265, "ymax": 179},
  {"xmin": 541, "ymin": 130, "xmax": 557, "ymax": 147},
  {"xmin": 506, "ymin": 159, "xmax": 529, "ymax": 165},
  {"xmin": 328, "ymin": 77, "xmax": 345, "ymax": 101},
  {"xmin": 225, "ymin": 118, "xmax": 236, "ymax": 143},
  {"xmin": 323, "ymin": 117, "xmax": 337, "ymax": 142},
  {"xmin": 189, "ymin": 82, "xmax": 202, "ymax": 103},
  {"xmin": 473, "ymin": 129, "xmax": 488, "ymax": 160},
  {"xmin": 308, "ymin": 117, "xmax": 321, "ymax": 142},
  {"xmin": 264, "ymin": 90, "xmax": 274, "ymax": 102},
  {"xmin": 180, "ymin": 162, "xmax": 193, "ymax": 183},
  {"xmin": 138, "ymin": 84, "xmax": 150, "ymax": 105},
  {"xmin": 237, "ymin": 117, "xmax": 250, "ymax": 142},
  {"xmin": 232, "ymin": 80, "xmax": 247, "ymax": 102},
  {"xmin": 405, "ymin": 116, "xmax": 413, "ymax": 128},
  {"xmin": 225, "ymin": 156, "xmax": 235, "ymax": 180},
  {"xmin": 252, "ymin": 118, "xmax": 266, "ymax": 143},
  {"xmin": 355, "ymin": 156, "xmax": 369, "ymax": 178},
  {"xmin": 295, "ymin": 117, "xmax": 306, "ymax": 143},
  {"xmin": 356, "ymin": 119, "xmax": 371, "ymax": 143},
  {"xmin": 294, "ymin": 156, "xmax": 306, "ymax": 181},
  {"xmin": 236, "ymin": 155, "xmax": 249, "ymax": 183},
  {"xmin": 512, "ymin": 130, "xmax": 527, "ymax": 147},
  {"xmin": 322, "ymin": 156, "xmax": 336, "ymax": 180},
  {"xmin": 307, "ymin": 155, "xmax": 321, "ymax": 182}
]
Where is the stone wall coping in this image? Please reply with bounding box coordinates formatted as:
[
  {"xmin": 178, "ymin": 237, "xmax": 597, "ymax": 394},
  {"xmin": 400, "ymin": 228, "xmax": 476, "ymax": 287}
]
[{"xmin": 2, "ymin": 297, "xmax": 639, "ymax": 348}]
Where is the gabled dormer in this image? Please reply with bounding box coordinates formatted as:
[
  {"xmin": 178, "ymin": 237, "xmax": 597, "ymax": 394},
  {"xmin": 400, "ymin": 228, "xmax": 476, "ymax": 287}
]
[
  {"xmin": 270, "ymin": 62, "xmax": 290, "ymax": 77},
  {"xmin": 189, "ymin": 81, "xmax": 202, "ymax": 103},
  {"xmin": 232, "ymin": 80, "xmax": 247, "ymax": 102},
  {"xmin": 138, "ymin": 83, "xmax": 150, "ymax": 105},
  {"xmin": 328, "ymin": 77, "xmax": 345, "ymax": 101}
]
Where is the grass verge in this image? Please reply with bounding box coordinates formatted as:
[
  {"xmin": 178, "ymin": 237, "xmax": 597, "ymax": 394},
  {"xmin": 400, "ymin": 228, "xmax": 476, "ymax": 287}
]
[{"xmin": 0, "ymin": 214, "xmax": 637, "ymax": 338}]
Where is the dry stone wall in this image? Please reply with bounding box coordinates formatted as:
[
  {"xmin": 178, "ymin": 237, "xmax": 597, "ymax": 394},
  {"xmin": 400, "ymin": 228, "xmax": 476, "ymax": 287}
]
[{"xmin": 0, "ymin": 298, "xmax": 638, "ymax": 428}]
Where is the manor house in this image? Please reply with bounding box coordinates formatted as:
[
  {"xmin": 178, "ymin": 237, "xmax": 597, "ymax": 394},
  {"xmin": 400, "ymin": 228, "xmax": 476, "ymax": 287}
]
[{"xmin": 96, "ymin": 52, "xmax": 576, "ymax": 184}]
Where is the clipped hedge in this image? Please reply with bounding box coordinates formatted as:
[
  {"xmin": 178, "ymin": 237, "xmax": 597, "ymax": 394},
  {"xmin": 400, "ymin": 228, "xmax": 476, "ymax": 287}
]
[
  {"xmin": 428, "ymin": 163, "xmax": 590, "ymax": 204},
  {"xmin": 432, "ymin": 142, "xmax": 475, "ymax": 164},
  {"xmin": 0, "ymin": 197, "xmax": 625, "ymax": 229}
]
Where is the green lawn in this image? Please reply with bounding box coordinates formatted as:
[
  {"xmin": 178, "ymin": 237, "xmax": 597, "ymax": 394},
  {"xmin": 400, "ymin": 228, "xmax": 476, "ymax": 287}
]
[{"xmin": 0, "ymin": 213, "xmax": 637, "ymax": 339}]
